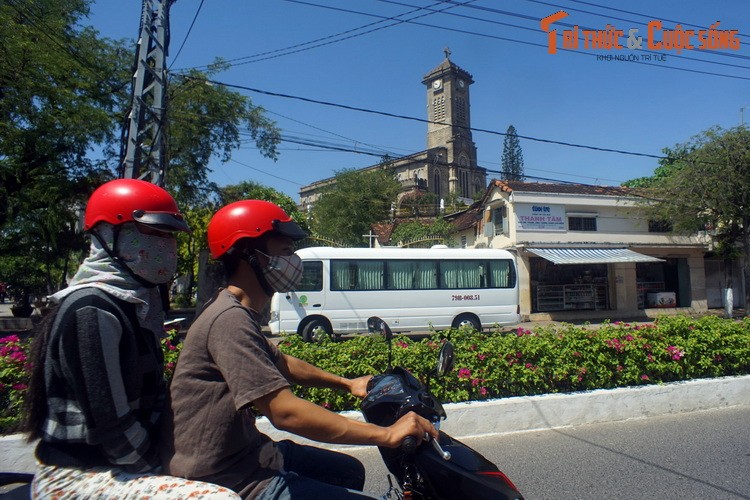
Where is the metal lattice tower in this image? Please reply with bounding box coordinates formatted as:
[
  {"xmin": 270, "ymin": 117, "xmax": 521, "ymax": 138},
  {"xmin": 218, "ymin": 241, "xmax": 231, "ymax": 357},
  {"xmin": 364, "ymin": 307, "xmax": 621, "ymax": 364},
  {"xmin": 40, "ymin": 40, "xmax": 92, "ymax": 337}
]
[{"xmin": 121, "ymin": 0, "xmax": 173, "ymax": 186}]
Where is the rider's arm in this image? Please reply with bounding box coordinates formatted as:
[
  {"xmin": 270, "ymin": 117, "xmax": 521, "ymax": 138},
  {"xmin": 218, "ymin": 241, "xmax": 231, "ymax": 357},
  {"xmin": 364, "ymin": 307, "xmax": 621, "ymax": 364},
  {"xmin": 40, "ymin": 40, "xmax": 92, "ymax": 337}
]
[
  {"xmin": 276, "ymin": 352, "xmax": 371, "ymax": 397},
  {"xmin": 253, "ymin": 386, "xmax": 437, "ymax": 447}
]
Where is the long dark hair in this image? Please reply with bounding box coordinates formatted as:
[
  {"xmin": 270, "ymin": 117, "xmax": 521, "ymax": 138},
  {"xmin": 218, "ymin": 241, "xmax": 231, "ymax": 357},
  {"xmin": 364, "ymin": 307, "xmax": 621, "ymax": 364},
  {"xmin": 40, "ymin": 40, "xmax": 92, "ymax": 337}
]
[{"xmin": 22, "ymin": 305, "xmax": 59, "ymax": 442}]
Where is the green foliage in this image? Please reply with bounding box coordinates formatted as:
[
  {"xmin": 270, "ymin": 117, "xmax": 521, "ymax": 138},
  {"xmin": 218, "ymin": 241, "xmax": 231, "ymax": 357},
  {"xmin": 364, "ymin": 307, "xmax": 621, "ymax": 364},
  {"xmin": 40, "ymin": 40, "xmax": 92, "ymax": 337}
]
[
  {"xmin": 161, "ymin": 329, "xmax": 182, "ymax": 382},
  {"xmin": 3, "ymin": 316, "xmax": 749, "ymax": 432},
  {"xmin": 167, "ymin": 67, "xmax": 281, "ymax": 207},
  {"xmin": 277, "ymin": 316, "xmax": 750, "ymax": 410},
  {"xmin": 390, "ymin": 219, "xmax": 455, "ymax": 246},
  {"xmin": 0, "ymin": 335, "xmax": 30, "ymax": 433},
  {"xmin": 501, "ymin": 125, "xmax": 524, "ymax": 181},
  {"xmin": 625, "ymin": 126, "xmax": 750, "ymax": 308},
  {"xmin": 311, "ymin": 168, "xmax": 401, "ymax": 246},
  {"xmin": 0, "ymin": 0, "xmax": 126, "ymax": 297}
]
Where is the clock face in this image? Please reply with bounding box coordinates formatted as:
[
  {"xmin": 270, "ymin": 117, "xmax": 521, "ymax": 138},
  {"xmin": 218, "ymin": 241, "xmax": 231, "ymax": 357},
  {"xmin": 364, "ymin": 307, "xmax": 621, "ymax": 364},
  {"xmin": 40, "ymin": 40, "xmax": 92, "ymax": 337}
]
[
  {"xmin": 432, "ymin": 79, "xmax": 442, "ymax": 89},
  {"xmin": 458, "ymin": 79, "xmax": 465, "ymax": 88}
]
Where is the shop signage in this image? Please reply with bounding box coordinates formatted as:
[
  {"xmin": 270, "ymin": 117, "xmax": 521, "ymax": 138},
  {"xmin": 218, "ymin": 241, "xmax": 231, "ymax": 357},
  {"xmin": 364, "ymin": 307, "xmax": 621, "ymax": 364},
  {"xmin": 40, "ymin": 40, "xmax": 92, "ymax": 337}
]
[{"xmin": 516, "ymin": 204, "xmax": 565, "ymax": 232}]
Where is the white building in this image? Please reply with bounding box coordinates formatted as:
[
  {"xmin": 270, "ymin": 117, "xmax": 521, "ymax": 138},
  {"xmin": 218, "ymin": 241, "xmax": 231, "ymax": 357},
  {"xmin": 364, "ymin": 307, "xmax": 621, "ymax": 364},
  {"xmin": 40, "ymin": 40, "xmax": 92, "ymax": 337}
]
[{"xmin": 450, "ymin": 180, "xmax": 733, "ymax": 321}]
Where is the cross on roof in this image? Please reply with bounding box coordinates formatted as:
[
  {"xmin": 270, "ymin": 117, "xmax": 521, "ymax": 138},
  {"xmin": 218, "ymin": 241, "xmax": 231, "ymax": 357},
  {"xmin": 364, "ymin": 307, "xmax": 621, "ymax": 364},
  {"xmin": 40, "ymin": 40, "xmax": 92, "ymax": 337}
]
[{"xmin": 444, "ymin": 46, "xmax": 451, "ymax": 60}]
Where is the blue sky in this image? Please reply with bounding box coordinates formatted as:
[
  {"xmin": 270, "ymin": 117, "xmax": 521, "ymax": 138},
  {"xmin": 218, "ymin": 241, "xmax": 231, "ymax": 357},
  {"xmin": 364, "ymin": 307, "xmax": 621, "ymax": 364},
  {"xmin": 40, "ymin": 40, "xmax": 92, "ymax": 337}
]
[{"xmin": 88, "ymin": 0, "xmax": 750, "ymax": 201}]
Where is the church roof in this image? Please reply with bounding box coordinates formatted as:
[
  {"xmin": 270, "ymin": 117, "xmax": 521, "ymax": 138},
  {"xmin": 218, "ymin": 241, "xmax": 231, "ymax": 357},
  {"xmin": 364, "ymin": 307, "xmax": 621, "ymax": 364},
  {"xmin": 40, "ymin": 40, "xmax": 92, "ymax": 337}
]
[{"xmin": 422, "ymin": 55, "xmax": 474, "ymax": 84}]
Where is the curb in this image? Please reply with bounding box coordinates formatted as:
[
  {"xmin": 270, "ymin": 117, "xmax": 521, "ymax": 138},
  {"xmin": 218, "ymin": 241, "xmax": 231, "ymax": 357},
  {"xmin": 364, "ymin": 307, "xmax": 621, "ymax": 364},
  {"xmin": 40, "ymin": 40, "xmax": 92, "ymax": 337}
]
[
  {"xmin": 3, "ymin": 375, "xmax": 749, "ymax": 471},
  {"xmin": 257, "ymin": 374, "xmax": 750, "ymax": 449}
]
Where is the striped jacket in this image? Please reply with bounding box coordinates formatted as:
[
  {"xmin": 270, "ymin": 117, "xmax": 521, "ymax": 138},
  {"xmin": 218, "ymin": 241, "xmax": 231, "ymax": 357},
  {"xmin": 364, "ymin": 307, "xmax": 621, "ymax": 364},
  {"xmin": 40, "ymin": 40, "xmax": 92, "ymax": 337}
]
[{"xmin": 35, "ymin": 287, "xmax": 165, "ymax": 473}]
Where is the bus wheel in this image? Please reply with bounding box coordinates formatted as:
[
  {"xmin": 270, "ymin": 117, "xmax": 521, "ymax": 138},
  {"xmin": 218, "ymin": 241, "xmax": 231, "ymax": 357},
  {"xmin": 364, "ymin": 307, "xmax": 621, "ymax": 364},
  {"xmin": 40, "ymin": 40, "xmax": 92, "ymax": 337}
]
[
  {"xmin": 452, "ymin": 314, "xmax": 481, "ymax": 332},
  {"xmin": 302, "ymin": 319, "xmax": 332, "ymax": 342}
]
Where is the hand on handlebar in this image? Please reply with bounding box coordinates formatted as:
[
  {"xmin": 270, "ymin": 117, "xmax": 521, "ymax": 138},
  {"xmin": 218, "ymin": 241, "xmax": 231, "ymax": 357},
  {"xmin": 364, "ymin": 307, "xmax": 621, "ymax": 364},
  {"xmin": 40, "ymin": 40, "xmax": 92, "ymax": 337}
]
[
  {"xmin": 382, "ymin": 411, "xmax": 438, "ymax": 449},
  {"xmin": 348, "ymin": 375, "xmax": 373, "ymax": 399}
]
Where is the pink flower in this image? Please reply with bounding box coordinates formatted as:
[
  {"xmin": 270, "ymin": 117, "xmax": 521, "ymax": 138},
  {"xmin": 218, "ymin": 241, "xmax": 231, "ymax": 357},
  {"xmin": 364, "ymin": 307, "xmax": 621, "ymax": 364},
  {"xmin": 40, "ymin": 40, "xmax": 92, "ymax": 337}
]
[
  {"xmin": 9, "ymin": 351, "xmax": 26, "ymax": 363},
  {"xmin": 471, "ymin": 378, "xmax": 480, "ymax": 387},
  {"xmin": 573, "ymin": 351, "xmax": 581, "ymax": 358},
  {"xmin": 666, "ymin": 345, "xmax": 684, "ymax": 361},
  {"xmin": 616, "ymin": 365, "xmax": 623, "ymax": 372},
  {"xmin": 458, "ymin": 368, "xmax": 471, "ymax": 379},
  {"xmin": 525, "ymin": 363, "xmax": 533, "ymax": 369},
  {"xmin": 12, "ymin": 383, "xmax": 28, "ymax": 391},
  {"xmin": 624, "ymin": 334, "xmax": 634, "ymax": 341},
  {"xmin": 641, "ymin": 375, "xmax": 649, "ymax": 381},
  {"xmin": 479, "ymin": 387, "xmax": 488, "ymax": 396},
  {"xmin": 396, "ymin": 340, "xmax": 409, "ymax": 349},
  {"xmin": 477, "ymin": 353, "xmax": 486, "ymax": 361},
  {"xmin": 0, "ymin": 335, "xmax": 20, "ymax": 344}
]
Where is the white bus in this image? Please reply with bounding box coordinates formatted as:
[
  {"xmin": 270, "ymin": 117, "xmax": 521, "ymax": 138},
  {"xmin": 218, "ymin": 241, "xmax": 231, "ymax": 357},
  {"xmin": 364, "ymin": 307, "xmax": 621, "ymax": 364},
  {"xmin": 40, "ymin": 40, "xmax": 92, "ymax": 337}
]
[{"xmin": 269, "ymin": 246, "xmax": 521, "ymax": 341}]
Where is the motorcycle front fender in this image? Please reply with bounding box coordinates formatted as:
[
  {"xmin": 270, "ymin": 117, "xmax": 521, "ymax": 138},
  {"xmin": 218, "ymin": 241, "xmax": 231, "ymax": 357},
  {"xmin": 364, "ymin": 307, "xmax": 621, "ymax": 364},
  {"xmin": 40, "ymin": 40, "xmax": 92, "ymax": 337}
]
[{"xmin": 413, "ymin": 432, "xmax": 524, "ymax": 500}]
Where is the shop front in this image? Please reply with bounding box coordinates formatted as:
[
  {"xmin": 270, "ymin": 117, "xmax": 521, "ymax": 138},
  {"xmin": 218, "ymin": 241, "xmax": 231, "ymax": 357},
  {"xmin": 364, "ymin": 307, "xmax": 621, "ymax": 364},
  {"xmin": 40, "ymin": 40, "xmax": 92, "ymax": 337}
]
[{"xmin": 526, "ymin": 248, "xmax": 665, "ymax": 314}]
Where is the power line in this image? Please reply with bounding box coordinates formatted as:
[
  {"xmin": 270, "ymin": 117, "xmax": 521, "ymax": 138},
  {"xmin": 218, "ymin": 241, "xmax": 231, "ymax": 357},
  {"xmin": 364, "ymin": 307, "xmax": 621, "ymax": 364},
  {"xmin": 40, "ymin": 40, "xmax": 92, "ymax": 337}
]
[
  {"xmin": 174, "ymin": 0, "xmax": 476, "ymax": 71},
  {"xmin": 377, "ymin": 0, "xmax": 750, "ymax": 70},
  {"xmin": 563, "ymin": 0, "xmax": 750, "ymax": 41},
  {"xmin": 185, "ymin": 76, "xmax": 671, "ymax": 160},
  {"xmin": 170, "ymin": 0, "xmax": 205, "ymax": 68},
  {"xmin": 283, "ymin": 0, "xmax": 750, "ymax": 80}
]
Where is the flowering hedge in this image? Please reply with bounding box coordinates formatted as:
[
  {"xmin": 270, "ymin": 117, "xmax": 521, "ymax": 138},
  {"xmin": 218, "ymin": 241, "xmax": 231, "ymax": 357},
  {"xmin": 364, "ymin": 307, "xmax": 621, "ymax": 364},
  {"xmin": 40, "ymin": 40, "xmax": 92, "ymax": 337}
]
[
  {"xmin": 278, "ymin": 315, "xmax": 750, "ymax": 411},
  {"xmin": 2, "ymin": 315, "xmax": 750, "ymax": 433}
]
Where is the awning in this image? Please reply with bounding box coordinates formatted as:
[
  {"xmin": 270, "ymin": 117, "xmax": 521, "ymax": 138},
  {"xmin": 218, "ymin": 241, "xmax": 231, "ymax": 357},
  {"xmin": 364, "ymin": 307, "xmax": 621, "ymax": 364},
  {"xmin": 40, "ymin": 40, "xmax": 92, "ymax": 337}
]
[{"xmin": 527, "ymin": 248, "xmax": 664, "ymax": 264}]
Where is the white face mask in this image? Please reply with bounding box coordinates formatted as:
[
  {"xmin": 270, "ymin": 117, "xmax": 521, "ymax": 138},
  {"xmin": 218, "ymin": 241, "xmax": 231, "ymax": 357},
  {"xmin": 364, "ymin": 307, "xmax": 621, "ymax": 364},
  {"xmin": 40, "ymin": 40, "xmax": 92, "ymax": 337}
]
[
  {"xmin": 116, "ymin": 224, "xmax": 178, "ymax": 285},
  {"xmin": 256, "ymin": 250, "xmax": 303, "ymax": 293}
]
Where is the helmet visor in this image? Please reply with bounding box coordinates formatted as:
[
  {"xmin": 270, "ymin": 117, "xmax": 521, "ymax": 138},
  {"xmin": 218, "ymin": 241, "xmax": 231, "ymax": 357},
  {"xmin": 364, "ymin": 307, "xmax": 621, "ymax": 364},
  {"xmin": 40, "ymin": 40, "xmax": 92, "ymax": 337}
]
[
  {"xmin": 272, "ymin": 219, "xmax": 307, "ymax": 241},
  {"xmin": 133, "ymin": 210, "xmax": 191, "ymax": 232}
]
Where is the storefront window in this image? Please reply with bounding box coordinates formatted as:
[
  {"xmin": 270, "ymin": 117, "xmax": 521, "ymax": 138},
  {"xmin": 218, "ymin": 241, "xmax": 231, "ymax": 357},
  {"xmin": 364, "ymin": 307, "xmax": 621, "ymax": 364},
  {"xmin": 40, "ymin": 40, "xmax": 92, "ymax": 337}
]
[
  {"xmin": 530, "ymin": 258, "xmax": 609, "ymax": 312},
  {"xmin": 636, "ymin": 258, "xmax": 690, "ymax": 309}
]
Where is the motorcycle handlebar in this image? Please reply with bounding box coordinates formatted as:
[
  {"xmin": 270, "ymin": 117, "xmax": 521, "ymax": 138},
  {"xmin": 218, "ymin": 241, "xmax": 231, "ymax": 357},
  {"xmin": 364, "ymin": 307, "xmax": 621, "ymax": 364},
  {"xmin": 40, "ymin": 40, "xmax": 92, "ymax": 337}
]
[{"xmin": 402, "ymin": 435, "xmax": 418, "ymax": 455}]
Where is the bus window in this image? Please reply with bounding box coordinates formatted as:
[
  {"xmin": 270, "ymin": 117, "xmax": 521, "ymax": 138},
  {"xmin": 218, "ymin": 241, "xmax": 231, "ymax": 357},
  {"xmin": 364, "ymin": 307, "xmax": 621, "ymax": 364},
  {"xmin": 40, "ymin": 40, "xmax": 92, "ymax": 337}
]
[
  {"xmin": 490, "ymin": 260, "xmax": 515, "ymax": 288},
  {"xmin": 357, "ymin": 261, "xmax": 384, "ymax": 290},
  {"xmin": 387, "ymin": 260, "xmax": 437, "ymax": 290},
  {"xmin": 440, "ymin": 260, "xmax": 483, "ymax": 289},
  {"xmin": 297, "ymin": 261, "xmax": 323, "ymax": 291}
]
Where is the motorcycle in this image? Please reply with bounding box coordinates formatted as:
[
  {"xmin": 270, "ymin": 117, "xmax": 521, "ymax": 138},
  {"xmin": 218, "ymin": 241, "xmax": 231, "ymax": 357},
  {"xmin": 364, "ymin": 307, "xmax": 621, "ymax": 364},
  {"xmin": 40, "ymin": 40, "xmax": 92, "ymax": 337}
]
[{"xmin": 363, "ymin": 316, "xmax": 524, "ymax": 500}]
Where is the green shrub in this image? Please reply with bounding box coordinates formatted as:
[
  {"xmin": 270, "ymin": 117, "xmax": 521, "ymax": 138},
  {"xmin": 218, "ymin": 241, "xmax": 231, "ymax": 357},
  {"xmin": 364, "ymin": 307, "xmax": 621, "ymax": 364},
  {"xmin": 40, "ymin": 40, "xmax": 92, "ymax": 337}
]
[
  {"xmin": 277, "ymin": 316, "xmax": 750, "ymax": 410},
  {"xmin": 1, "ymin": 316, "xmax": 750, "ymax": 433}
]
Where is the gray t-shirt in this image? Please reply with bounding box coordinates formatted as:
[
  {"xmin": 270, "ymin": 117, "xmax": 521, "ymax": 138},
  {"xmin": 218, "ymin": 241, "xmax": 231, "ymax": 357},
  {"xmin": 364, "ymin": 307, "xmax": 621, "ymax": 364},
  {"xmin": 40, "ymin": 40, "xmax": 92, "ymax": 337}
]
[{"xmin": 161, "ymin": 289, "xmax": 289, "ymax": 498}]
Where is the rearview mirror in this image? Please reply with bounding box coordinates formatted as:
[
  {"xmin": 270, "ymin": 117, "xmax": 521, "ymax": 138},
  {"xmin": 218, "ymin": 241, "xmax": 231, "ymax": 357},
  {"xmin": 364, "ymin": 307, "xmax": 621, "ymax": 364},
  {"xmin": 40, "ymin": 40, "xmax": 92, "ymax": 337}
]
[
  {"xmin": 367, "ymin": 316, "xmax": 392, "ymax": 341},
  {"xmin": 436, "ymin": 342, "xmax": 455, "ymax": 376}
]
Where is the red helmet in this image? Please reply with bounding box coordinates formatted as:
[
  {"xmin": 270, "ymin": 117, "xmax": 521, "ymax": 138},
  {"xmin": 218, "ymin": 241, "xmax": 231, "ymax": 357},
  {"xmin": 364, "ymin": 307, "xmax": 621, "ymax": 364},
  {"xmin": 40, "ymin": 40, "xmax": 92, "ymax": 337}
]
[
  {"xmin": 84, "ymin": 179, "xmax": 190, "ymax": 232},
  {"xmin": 208, "ymin": 200, "xmax": 307, "ymax": 259}
]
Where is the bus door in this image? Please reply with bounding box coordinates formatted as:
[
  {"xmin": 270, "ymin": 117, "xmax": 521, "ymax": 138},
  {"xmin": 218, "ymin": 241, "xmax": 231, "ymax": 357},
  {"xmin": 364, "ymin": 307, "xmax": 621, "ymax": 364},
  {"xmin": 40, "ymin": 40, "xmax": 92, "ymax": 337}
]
[{"xmin": 284, "ymin": 260, "xmax": 325, "ymax": 322}]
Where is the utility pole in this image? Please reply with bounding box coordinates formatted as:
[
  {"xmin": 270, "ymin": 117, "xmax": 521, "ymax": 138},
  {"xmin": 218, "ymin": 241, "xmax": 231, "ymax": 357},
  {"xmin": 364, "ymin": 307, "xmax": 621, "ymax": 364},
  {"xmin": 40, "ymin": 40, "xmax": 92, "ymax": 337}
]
[{"xmin": 121, "ymin": 0, "xmax": 173, "ymax": 186}]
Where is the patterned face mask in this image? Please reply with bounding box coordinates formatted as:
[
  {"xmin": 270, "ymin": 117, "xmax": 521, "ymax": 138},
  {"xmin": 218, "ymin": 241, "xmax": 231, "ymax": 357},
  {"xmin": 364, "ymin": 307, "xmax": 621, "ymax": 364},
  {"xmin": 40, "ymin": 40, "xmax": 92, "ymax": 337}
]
[
  {"xmin": 256, "ymin": 250, "xmax": 303, "ymax": 293},
  {"xmin": 116, "ymin": 224, "xmax": 178, "ymax": 285}
]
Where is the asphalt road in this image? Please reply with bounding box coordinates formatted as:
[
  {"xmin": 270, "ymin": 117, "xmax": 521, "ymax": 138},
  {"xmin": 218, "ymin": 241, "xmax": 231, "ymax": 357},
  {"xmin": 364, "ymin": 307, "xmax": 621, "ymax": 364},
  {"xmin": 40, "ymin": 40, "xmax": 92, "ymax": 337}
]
[{"xmin": 350, "ymin": 405, "xmax": 750, "ymax": 499}]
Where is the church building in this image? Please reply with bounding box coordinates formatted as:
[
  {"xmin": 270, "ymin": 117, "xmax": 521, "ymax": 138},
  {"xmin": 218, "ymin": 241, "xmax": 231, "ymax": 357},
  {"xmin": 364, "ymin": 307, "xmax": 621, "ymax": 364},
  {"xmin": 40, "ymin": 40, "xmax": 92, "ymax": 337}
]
[{"xmin": 299, "ymin": 52, "xmax": 487, "ymax": 210}]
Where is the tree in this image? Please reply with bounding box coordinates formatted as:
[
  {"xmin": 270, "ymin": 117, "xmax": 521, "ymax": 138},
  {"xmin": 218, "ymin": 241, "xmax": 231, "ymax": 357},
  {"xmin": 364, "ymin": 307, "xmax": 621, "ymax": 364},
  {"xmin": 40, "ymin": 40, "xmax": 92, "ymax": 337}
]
[
  {"xmin": 311, "ymin": 167, "xmax": 401, "ymax": 246},
  {"xmin": 0, "ymin": 0, "xmax": 130, "ymax": 303},
  {"xmin": 0, "ymin": 2, "xmax": 281, "ymax": 302},
  {"xmin": 501, "ymin": 125, "xmax": 524, "ymax": 181},
  {"xmin": 631, "ymin": 126, "xmax": 750, "ymax": 312},
  {"xmin": 167, "ymin": 65, "xmax": 280, "ymax": 208},
  {"xmin": 390, "ymin": 219, "xmax": 455, "ymax": 247}
]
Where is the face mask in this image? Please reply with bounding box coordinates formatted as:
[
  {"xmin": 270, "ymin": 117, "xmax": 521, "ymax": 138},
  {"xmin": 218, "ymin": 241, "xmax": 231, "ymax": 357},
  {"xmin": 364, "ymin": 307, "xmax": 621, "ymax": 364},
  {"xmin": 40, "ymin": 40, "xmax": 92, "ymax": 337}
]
[
  {"xmin": 116, "ymin": 224, "xmax": 178, "ymax": 285},
  {"xmin": 256, "ymin": 250, "xmax": 303, "ymax": 293}
]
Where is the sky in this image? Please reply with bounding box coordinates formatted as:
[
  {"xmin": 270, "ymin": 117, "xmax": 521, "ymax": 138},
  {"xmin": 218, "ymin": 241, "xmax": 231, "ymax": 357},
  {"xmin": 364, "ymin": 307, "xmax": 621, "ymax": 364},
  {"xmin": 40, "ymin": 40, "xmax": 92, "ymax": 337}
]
[{"xmin": 87, "ymin": 0, "xmax": 750, "ymax": 202}]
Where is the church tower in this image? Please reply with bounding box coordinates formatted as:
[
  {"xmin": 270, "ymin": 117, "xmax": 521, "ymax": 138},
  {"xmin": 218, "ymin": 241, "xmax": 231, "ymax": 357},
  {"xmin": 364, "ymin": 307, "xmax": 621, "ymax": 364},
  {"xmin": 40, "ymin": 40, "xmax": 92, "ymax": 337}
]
[{"xmin": 422, "ymin": 49, "xmax": 482, "ymax": 200}]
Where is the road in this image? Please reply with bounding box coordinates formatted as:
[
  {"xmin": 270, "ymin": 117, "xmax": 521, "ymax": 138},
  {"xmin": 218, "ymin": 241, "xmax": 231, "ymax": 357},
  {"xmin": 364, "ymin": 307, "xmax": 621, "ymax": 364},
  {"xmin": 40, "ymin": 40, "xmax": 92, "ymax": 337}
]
[{"xmin": 349, "ymin": 405, "xmax": 750, "ymax": 499}]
